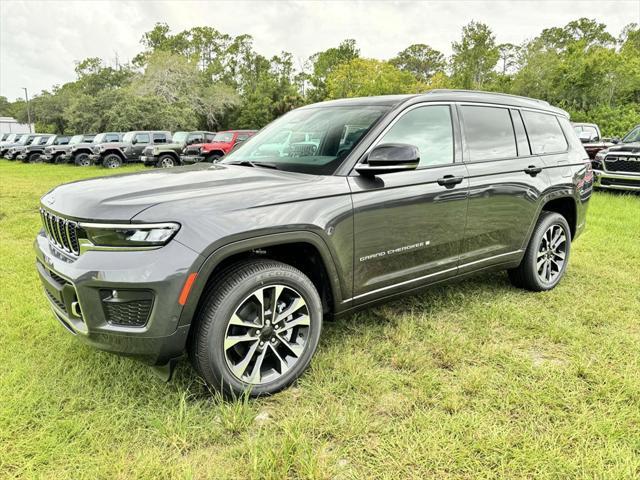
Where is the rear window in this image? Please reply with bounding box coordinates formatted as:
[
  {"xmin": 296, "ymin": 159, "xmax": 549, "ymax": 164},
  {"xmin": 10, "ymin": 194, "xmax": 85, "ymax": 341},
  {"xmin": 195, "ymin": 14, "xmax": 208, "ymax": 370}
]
[
  {"xmin": 461, "ymin": 106, "xmax": 517, "ymax": 161},
  {"xmin": 522, "ymin": 111, "xmax": 567, "ymax": 154}
]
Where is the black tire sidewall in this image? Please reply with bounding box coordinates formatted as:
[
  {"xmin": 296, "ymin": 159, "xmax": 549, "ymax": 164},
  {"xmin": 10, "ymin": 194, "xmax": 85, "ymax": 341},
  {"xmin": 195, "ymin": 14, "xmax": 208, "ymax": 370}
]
[
  {"xmin": 198, "ymin": 263, "xmax": 322, "ymax": 397},
  {"xmin": 525, "ymin": 212, "xmax": 571, "ymax": 290},
  {"xmin": 75, "ymin": 153, "xmax": 90, "ymax": 166},
  {"xmin": 103, "ymin": 154, "xmax": 121, "ymax": 168}
]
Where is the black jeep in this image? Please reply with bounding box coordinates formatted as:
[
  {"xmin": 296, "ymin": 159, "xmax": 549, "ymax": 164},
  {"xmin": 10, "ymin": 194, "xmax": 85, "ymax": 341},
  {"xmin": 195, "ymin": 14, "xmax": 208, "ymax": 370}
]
[{"xmin": 88, "ymin": 131, "xmax": 172, "ymax": 168}]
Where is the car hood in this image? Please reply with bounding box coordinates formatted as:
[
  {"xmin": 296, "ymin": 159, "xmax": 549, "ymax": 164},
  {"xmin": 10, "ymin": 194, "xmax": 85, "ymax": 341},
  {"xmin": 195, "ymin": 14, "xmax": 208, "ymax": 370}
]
[
  {"xmin": 607, "ymin": 142, "xmax": 640, "ymax": 154},
  {"xmin": 194, "ymin": 142, "xmax": 230, "ymax": 149},
  {"xmin": 94, "ymin": 141, "xmax": 128, "ymax": 150},
  {"xmin": 41, "ymin": 163, "xmax": 331, "ymax": 221}
]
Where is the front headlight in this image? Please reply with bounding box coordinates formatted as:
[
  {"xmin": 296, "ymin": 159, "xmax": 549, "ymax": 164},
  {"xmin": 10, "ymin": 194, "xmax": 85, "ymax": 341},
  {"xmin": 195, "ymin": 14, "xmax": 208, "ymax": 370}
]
[{"xmin": 78, "ymin": 222, "xmax": 180, "ymax": 248}]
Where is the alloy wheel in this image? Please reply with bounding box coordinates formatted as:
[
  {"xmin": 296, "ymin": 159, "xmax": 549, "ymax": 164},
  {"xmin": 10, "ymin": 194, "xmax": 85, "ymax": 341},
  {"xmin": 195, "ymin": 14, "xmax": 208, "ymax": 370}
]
[
  {"xmin": 160, "ymin": 157, "xmax": 174, "ymax": 168},
  {"xmin": 224, "ymin": 284, "xmax": 311, "ymax": 385},
  {"xmin": 537, "ymin": 224, "xmax": 566, "ymax": 283}
]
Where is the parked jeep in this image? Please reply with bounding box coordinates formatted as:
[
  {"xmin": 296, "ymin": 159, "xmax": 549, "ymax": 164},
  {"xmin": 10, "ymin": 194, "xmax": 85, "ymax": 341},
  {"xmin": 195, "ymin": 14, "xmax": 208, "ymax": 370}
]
[
  {"xmin": 6, "ymin": 134, "xmax": 47, "ymax": 160},
  {"xmin": 88, "ymin": 131, "xmax": 172, "ymax": 168},
  {"xmin": 180, "ymin": 130, "xmax": 256, "ymax": 164},
  {"xmin": 592, "ymin": 124, "xmax": 640, "ymax": 191},
  {"xmin": 0, "ymin": 133, "xmax": 23, "ymax": 156},
  {"xmin": 141, "ymin": 131, "xmax": 216, "ymax": 168},
  {"xmin": 47, "ymin": 134, "xmax": 95, "ymax": 165},
  {"xmin": 19, "ymin": 135, "xmax": 70, "ymax": 163},
  {"xmin": 571, "ymin": 122, "xmax": 616, "ymax": 159},
  {"xmin": 36, "ymin": 91, "xmax": 592, "ymax": 397}
]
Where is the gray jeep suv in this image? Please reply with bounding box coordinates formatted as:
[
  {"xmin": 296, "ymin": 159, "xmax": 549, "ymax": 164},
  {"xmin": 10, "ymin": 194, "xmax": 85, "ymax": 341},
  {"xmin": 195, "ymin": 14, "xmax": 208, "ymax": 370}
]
[{"xmin": 35, "ymin": 90, "xmax": 593, "ymax": 397}]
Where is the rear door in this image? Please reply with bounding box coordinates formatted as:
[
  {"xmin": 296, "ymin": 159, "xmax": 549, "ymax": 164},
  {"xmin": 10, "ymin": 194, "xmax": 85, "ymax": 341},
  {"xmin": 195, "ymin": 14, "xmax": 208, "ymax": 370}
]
[
  {"xmin": 132, "ymin": 133, "xmax": 151, "ymax": 159},
  {"xmin": 458, "ymin": 104, "xmax": 550, "ymax": 272},
  {"xmin": 349, "ymin": 103, "xmax": 469, "ymax": 302}
]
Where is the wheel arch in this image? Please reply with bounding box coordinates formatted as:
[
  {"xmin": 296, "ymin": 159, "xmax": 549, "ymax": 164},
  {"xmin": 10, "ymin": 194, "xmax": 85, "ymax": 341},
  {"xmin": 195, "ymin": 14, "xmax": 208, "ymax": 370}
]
[
  {"xmin": 179, "ymin": 232, "xmax": 345, "ymax": 328},
  {"xmin": 158, "ymin": 151, "xmax": 179, "ymax": 160},
  {"xmin": 540, "ymin": 195, "xmax": 577, "ymax": 239},
  {"xmin": 102, "ymin": 149, "xmax": 126, "ymax": 159}
]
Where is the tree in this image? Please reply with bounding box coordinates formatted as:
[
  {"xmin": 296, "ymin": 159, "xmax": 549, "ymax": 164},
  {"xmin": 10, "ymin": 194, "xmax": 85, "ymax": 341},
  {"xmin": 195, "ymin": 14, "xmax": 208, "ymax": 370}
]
[
  {"xmin": 306, "ymin": 39, "xmax": 360, "ymax": 100},
  {"xmin": 390, "ymin": 44, "xmax": 445, "ymax": 82},
  {"xmin": 326, "ymin": 58, "xmax": 423, "ymax": 99},
  {"xmin": 450, "ymin": 21, "xmax": 499, "ymax": 89}
]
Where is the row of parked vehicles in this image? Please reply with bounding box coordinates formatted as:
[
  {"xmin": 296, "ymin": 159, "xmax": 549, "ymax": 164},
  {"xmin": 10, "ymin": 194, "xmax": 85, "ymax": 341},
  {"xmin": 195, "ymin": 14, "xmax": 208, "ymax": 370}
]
[{"xmin": 0, "ymin": 129, "xmax": 257, "ymax": 168}]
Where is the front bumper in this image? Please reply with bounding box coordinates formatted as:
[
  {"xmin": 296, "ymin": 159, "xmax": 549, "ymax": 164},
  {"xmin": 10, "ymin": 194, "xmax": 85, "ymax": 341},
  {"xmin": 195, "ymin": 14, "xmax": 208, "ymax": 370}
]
[
  {"xmin": 34, "ymin": 230, "xmax": 204, "ymax": 365},
  {"xmin": 40, "ymin": 153, "xmax": 55, "ymax": 163},
  {"xmin": 180, "ymin": 155, "xmax": 205, "ymax": 165},
  {"xmin": 17, "ymin": 152, "xmax": 28, "ymax": 161},
  {"xmin": 593, "ymin": 169, "xmax": 640, "ymax": 191}
]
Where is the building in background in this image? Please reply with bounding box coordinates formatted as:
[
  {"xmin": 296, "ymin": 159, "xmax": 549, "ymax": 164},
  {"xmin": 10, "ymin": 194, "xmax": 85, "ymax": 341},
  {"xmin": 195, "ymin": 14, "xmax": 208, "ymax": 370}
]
[{"xmin": 0, "ymin": 117, "xmax": 33, "ymax": 133}]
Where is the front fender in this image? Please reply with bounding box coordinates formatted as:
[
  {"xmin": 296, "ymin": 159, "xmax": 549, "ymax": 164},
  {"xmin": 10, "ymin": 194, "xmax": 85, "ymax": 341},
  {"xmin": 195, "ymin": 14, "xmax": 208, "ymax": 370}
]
[{"xmin": 177, "ymin": 231, "xmax": 346, "ymax": 327}]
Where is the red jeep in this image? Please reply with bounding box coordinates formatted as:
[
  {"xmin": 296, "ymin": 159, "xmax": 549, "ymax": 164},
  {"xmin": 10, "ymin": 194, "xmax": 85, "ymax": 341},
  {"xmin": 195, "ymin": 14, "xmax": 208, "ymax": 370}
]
[{"xmin": 180, "ymin": 130, "xmax": 257, "ymax": 164}]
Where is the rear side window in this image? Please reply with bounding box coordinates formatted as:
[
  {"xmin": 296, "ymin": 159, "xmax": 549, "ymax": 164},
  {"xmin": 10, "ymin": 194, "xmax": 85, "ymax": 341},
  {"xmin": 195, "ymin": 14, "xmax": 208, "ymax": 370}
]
[
  {"xmin": 378, "ymin": 105, "xmax": 454, "ymax": 167},
  {"xmin": 521, "ymin": 111, "xmax": 567, "ymax": 154},
  {"xmin": 106, "ymin": 134, "xmax": 120, "ymax": 142},
  {"xmin": 461, "ymin": 106, "xmax": 517, "ymax": 161},
  {"xmin": 205, "ymin": 133, "xmax": 216, "ymax": 142},
  {"xmin": 153, "ymin": 133, "xmax": 168, "ymax": 144}
]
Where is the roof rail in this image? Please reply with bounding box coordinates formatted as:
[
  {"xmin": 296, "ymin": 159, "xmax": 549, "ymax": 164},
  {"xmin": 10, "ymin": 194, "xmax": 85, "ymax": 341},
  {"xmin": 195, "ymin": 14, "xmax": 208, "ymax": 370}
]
[{"xmin": 425, "ymin": 89, "xmax": 551, "ymax": 106}]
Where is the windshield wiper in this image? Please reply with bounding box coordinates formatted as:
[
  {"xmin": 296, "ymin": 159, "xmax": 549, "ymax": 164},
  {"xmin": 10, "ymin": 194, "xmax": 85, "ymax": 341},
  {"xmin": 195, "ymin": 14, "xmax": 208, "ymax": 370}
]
[{"xmin": 227, "ymin": 160, "xmax": 279, "ymax": 170}]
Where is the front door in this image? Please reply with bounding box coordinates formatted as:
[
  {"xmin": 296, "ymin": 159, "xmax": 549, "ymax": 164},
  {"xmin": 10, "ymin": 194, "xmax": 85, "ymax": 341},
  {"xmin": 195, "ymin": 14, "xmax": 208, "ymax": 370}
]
[
  {"xmin": 348, "ymin": 104, "xmax": 469, "ymax": 303},
  {"xmin": 132, "ymin": 133, "xmax": 151, "ymax": 160}
]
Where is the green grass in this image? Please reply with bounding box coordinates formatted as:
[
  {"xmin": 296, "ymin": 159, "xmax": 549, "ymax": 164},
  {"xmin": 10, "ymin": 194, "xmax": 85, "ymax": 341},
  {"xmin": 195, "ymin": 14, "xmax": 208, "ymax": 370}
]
[{"xmin": 1, "ymin": 159, "xmax": 639, "ymax": 479}]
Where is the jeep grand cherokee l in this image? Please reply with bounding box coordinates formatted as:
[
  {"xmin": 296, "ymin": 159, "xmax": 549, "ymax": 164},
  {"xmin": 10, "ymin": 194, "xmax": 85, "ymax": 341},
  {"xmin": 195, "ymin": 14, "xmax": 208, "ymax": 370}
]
[{"xmin": 35, "ymin": 90, "xmax": 592, "ymax": 397}]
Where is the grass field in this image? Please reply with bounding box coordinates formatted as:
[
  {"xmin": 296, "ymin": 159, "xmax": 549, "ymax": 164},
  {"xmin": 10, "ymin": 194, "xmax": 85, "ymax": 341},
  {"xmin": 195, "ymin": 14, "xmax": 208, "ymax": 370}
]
[{"xmin": 0, "ymin": 159, "xmax": 639, "ymax": 479}]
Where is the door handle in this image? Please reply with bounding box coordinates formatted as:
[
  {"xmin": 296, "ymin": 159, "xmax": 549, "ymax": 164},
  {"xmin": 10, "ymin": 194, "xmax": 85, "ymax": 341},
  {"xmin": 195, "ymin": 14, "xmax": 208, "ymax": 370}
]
[
  {"xmin": 437, "ymin": 175, "xmax": 464, "ymax": 188},
  {"xmin": 524, "ymin": 165, "xmax": 543, "ymax": 176}
]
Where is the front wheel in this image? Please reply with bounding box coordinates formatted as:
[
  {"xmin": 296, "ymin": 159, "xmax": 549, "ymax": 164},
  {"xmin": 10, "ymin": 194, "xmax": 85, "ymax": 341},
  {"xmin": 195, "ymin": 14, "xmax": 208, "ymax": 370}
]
[
  {"xmin": 28, "ymin": 153, "xmax": 41, "ymax": 163},
  {"xmin": 102, "ymin": 154, "xmax": 122, "ymax": 169},
  {"xmin": 190, "ymin": 260, "xmax": 323, "ymax": 397},
  {"xmin": 74, "ymin": 153, "xmax": 91, "ymax": 167},
  {"xmin": 205, "ymin": 153, "xmax": 222, "ymax": 163},
  {"xmin": 157, "ymin": 155, "xmax": 176, "ymax": 168},
  {"xmin": 508, "ymin": 211, "xmax": 571, "ymax": 291}
]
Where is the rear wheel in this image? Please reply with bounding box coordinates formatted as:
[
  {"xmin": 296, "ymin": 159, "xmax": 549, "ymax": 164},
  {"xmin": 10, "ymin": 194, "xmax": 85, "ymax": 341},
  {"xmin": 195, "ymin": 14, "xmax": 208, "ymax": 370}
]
[
  {"xmin": 157, "ymin": 154, "xmax": 176, "ymax": 168},
  {"xmin": 28, "ymin": 153, "xmax": 41, "ymax": 163},
  {"xmin": 508, "ymin": 211, "xmax": 571, "ymax": 291},
  {"xmin": 205, "ymin": 153, "xmax": 222, "ymax": 163},
  {"xmin": 190, "ymin": 260, "xmax": 323, "ymax": 397},
  {"xmin": 102, "ymin": 154, "xmax": 122, "ymax": 169},
  {"xmin": 74, "ymin": 153, "xmax": 91, "ymax": 167}
]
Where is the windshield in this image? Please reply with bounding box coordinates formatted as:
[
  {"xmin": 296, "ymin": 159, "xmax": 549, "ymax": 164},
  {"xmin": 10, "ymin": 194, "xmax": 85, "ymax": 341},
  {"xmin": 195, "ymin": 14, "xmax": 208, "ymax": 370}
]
[
  {"xmin": 31, "ymin": 136, "xmax": 42, "ymax": 145},
  {"xmin": 122, "ymin": 132, "xmax": 135, "ymax": 143},
  {"xmin": 213, "ymin": 132, "xmax": 234, "ymax": 143},
  {"xmin": 622, "ymin": 127, "xmax": 640, "ymax": 143},
  {"xmin": 93, "ymin": 133, "xmax": 107, "ymax": 143},
  {"xmin": 69, "ymin": 135, "xmax": 84, "ymax": 145},
  {"xmin": 3, "ymin": 134, "xmax": 17, "ymax": 143},
  {"xmin": 45, "ymin": 136, "xmax": 56, "ymax": 145},
  {"xmin": 172, "ymin": 132, "xmax": 188, "ymax": 143},
  {"xmin": 16, "ymin": 135, "xmax": 29, "ymax": 144},
  {"xmin": 221, "ymin": 106, "xmax": 390, "ymax": 175}
]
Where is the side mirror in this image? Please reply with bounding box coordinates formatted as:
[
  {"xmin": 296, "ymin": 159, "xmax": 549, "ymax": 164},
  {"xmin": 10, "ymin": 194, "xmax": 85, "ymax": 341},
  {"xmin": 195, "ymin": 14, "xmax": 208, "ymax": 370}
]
[
  {"xmin": 355, "ymin": 143, "xmax": 420, "ymax": 176},
  {"xmin": 578, "ymin": 132, "xmax": 592, "ymax": 143},
  {"xmin": 611, "ymin": 137, "xmax": 620, "ymax": 144},
  {"xmin": 131, "ymin": 138, "xmax": 138, "ymax": 145}
]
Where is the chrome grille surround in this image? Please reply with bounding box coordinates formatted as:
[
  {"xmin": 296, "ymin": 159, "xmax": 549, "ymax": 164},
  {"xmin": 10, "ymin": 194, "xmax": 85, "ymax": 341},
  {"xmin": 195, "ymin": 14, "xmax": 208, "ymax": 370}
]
[{"xmin": 40, "ymin": 208, "xmax": 81, "ymax": 255}]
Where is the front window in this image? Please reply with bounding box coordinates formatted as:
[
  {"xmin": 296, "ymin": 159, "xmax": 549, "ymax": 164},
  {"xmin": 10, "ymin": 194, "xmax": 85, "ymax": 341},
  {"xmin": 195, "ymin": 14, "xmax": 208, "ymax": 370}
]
[
  {"xmin": 213, "ymin": 132, "xmax": 234, "ymax": 143},
  {"xmin": 93, "ymin": 133, "xmax": 107, "ymax": 143},
  {"xmin": 122, "ymin": 132, "xmax": 135, "ymax": 143},
  {"xmin": 221, "ymin": 106, "xmax": 390, "ymax": 175},
  {"xmin": 172, "ymin": 132, "xmax": 188, "ymax": 143},
  {"xmin": 32, "ymin": 136, "xmax": 42, "ymax": 145},
  {"xmin": 622, "ymin": 127, "xmax": 640, "ymax": 143},
  {"xmin": 69, "ymin": 135, "xmax": 84, "ymax": 145},
  {"xmin": 45, "ymin": 136, "xmax": 56, "ymax": 145},
  {"xmin": 16, "ymin": 135, "xmax": 29, "ymax": 144}
]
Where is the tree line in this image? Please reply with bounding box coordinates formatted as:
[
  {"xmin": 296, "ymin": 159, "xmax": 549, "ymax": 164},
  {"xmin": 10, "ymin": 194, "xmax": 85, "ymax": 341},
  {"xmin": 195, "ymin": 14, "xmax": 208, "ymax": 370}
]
[{"xmin": 1, "ymin": 18, "xmax": 638, "ymax": 137}]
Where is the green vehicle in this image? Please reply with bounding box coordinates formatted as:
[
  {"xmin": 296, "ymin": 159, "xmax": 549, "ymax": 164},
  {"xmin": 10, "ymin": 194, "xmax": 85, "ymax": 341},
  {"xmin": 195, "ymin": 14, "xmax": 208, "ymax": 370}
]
[{"xmin": 140, "ymin": 131, "xmax": 216, "ymax": 168}]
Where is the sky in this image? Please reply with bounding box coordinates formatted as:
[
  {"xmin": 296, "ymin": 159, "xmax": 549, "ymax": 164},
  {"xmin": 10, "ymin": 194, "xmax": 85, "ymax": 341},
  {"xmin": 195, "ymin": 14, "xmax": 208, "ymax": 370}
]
[{"xmin": 1, "ymin": 0, "xmax": 639, "ymax": 100}]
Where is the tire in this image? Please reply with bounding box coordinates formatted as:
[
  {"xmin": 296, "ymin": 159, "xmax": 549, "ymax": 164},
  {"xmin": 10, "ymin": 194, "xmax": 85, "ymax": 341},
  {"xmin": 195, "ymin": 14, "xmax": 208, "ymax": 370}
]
[
  {"xmin": 205, "ymin": 153, "xmax": 222, "ymax": 163},
  {"xmin": 102, "ymin": 154, "xmax": 122, "ymax": 169},
  {"xmin": 156, "ymin": 154, "xmax": 176, "ymax": 168},
  {"xmin": 27, "ymin": 153, "xmax": 41, "ymax": 163},
  {"xmin": 190, "ymin": 259, "xmax": 323, "ymax": 397},
  {"xmin": 74, "ymin": 152, "xmax": 91, "ymax": 167},
  {"xmin": 54, "ymin": 155, "xmax": 66, "ymax": 164},
  {"xmin": 508, "ymin": 211, "xmax": 571, "ymax": 291}
]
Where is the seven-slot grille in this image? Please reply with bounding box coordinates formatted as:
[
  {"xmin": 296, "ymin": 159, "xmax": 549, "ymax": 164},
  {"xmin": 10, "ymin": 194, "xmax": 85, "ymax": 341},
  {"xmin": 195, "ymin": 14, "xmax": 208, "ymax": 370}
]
[
  {"xmin": 40, "ymin": 208, "xmax": 81, "ymax": 255},
  {"xmin": 605, "ymin": 155, "xmax": 640, "ymax": 173}
]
